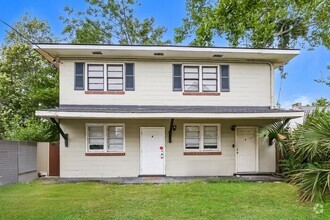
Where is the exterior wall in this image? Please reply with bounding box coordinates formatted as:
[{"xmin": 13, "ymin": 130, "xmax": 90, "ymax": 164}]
[
  {"xmin": 60, "ymin": 60, "xmax": 271, "ymax": 107},
  {"xmin": 60, "ymin": 119, "xmax": 275, "ymax": 178},
  {"xmin": 0, "ymin": 141, "xmax": 37, "ymax": 186},
  {"xmin": 37, "ymin": 142, "xmax": 49, "ymax": 175}
]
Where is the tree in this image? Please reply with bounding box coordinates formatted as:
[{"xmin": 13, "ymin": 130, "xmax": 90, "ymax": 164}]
[
  {"xmin": 312, "ymin": 97, "xmax": 330, "ymax": 107},
  {"xmin": 60, "ymin": 0, "xmax": 170, "ymax": 45},
  {"xmin": 315, "ymin": 65, "xmax": 330, "ymax": 87},
  {"xmin": 0, "ymin": 14, "xmax": 59, "ymax": 141},
  {"xmin": 175, "ymin": 0, "xmax": 330, "ymax": 49}
]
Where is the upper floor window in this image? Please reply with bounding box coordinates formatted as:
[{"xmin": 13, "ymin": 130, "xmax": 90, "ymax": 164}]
[
  {"xmin": 107, "ymin": 65, "xmax": 124, "ymax": 91},
  {"xmin": 75, "ymin": 63, "xmax": 134, "ymax": 92},
  {"xmin": 183, "ymin": 65, "xmax": 219, "ymax": 92},
  {"xmin": 184, "ymin": 66, "xmax": 199, "ymax": 92},
  {"xmin": 87, "ymin": 64, "xmax": 104, "ymax": 90},
  {"xmin": 173, "ymin": 64, "xmax": 229, "ymax": 93},
  {"xmin": 202, "ymin": 66, "xmax": 217, "ymax": 92}
]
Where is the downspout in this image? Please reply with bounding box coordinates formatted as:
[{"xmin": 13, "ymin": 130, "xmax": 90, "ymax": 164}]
[{"xmin": 266, "ymin": 62, "xmax": 275, "ymax": 109}]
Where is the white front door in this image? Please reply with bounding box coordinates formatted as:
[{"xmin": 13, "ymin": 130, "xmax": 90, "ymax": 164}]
[
  {"xmin": 236, "ymin": 127, "xmax": 258, "ymax": 173},
  {"xmin": 140, "ymin": 127, "xmax": 165, "ymax": 175}
]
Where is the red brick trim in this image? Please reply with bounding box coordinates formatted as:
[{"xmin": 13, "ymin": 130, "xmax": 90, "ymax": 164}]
[
  {"xmin": 183, "ymin": 92, "xmax": 220, "ymax": 96},
  {"xmin": 184, "ymin": 152, "xmax": 222, "ymax": 156},
  {"xmin": 85, "ymin": 91, "xmax": 125, "ymax": 95},
  {"xmin": 85, "ymin": 152, "xmax": 125, "ymax": 156}
]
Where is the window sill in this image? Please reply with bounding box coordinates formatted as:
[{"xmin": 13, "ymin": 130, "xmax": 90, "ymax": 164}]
[
  {"xmin": 85, "ymin": 152, "xmax": 125, "ymax": 156},
  {"xmin": 183, "ymin": 92, "xmax": 220, "ymax": 96},
  {"xmin": 85, "ymin": 91, "xmax": 125, "ymax": 95},
  {"xmin": 184, "ymin": 152, "xmax": 222, "ymax": 156}
]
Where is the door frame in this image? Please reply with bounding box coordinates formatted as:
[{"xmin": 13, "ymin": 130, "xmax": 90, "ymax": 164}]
[
  {"xmin": 235, "ymin": 126, "xmax": 259, "ymax": 173},
  {"xmin": 139, "ymin": 127, "xmax": 166, "ymax": 175}
]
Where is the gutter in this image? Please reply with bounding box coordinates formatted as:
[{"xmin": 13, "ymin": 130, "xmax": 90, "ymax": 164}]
[{"xmin": 266, "ymin": 62, "xmax": 275, "ymax": 109}]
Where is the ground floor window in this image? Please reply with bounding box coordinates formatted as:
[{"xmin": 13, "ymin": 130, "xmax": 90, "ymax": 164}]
[
  {"xmin": 184, "ymin": 124, "xmax": 221, "ymax": 152},
  {"xmin": 86, "ymin": 124, "xmax": 125, "ymax": 152}
]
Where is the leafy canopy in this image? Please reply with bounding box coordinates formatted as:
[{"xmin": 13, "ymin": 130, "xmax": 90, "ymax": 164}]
[
  {"xmin": 175, "ymin": 0, "xmax": 330, "ymax": 49},
  {"xmin": 0, "ymin": 14, "xmax": 59, "ymax": 141},
  {"xmin": 61, "ymin": 0, "xmax": 170, "ymax": 45}
]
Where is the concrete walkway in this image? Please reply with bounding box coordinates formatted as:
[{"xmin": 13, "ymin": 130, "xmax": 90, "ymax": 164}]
[{"xmin": 40, "ymin": 175, "xmax": 284, "ymax": 184}]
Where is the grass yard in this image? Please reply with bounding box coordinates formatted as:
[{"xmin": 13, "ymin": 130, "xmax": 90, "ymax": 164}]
[{"xmin": 0, "ymin": 180, "xmax": 329, "ymax": 220}]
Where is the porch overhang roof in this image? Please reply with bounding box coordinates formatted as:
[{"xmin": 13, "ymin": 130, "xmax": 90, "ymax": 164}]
[{"xmin": 36, "ymin": 105, "xmax": 304, "ymax": 119}]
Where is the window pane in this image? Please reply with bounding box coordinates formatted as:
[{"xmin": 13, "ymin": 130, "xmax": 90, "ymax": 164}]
[
  {"xmin": 185, "ymin": 138, "xmax": 200, "ymax": 149},
  {"xmin": 88, "ymin": 137, "xmax": 104, "ymax": 150},
  {"xmin": 203, "ymin": 85, "xmax": 217, "ymax": 92},
  {"xmin": 184, "ymin": 79, "xmax": 199, "ymax": 92},
  {"xmin": 184, "ymin": 73, "xmax": 199, "ymax": 79},
  {"xmin": 203, "ymin": 73, "xmax": 217, "ymax": 79},
  {"xmin": 108, "ymin": 126, "xmax": 124, "ymax": 151},
  {"xmin": 185, "ymin": 126, "xmax": 200, "ymax": 149},
  {"xmin": 184, "ymin": 67, "xmax": 199, "ymax": 73},
  {"xmin": 89, "ymin": 84, "xmax": 104, "ymax": 90},
  {"xmin": 88, "ymin": 65, "xmax": 104, "ymax": 71},
  {"xmin": 89, "ymin": 78, "xmax": 104, "ymax": 84},
  {"xmin": 88, "ymin": 71, "xmax": 104, "ymax": 77},
  {"xmin": 108, "ymin": 78, "xmax": 123, "ymax": 84},
  {"xmin": 108, "ymin": 65, "xmax": 123, "ymax": 72},
  {"xmin": 108, "ymin": 71, "xmax": 123, "ymax": 78},
  {"xmin": 108, "ymin": 126, "xmax": 123, "ymax": 138},
  {"xmin": 204, "ymin": 126, "xmax": 218, "ymax": 149},
  {"xmin": 203, "ymin": 67, "xmax": 217, "ymax": 73},
  {"xmin": 108, "ymin": 84, "xmax": 123, "ymax": 90},
  {"xmin": 88, "ymin": 126, "xmax": 104, "ymax": 137}
]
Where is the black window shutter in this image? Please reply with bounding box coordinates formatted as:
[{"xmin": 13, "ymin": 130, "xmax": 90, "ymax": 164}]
[
  {"xmin": 125, "ymin": 63, "xmax": 135, "ymax": 91},
  {"xmin": 74, "ymin": 62, "xmax": 85, "ymax": 90},
  {"xmin": 173, "ymin": 64, "xmax": 182, "ymax": 91},
  {"xmin": 220, "ymin": 65, "xmax": 230, "ymax": 92}
]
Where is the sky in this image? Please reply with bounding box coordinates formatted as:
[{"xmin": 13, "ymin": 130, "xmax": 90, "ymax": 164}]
[{"xmin": 0, "ymin": 0, "xmax": 329, "ymax": 108}]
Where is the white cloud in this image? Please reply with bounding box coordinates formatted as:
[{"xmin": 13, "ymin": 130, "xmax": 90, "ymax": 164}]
[{"xmin": 281, "ymin": 95, "xmax": 312, "ymax": 109}]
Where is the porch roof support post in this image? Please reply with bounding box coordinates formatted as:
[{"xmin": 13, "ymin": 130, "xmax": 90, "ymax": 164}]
[
  {"xmin": 50, "ymin": 118, "xmax": 69, "ymax": 147},
  {"xmin": 169, "ymin": 118, "xmax": 174, "ymax": 143}
]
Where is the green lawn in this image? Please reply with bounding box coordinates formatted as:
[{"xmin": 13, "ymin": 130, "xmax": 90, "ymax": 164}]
[{"xmin": 0, "ymin": 180, "xmax": 329, "ymax": 220}]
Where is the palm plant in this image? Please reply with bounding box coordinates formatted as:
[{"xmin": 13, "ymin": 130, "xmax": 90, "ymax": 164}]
[
  {"xmin": 260, "ymin": 118, "xmax": 290, "ymax": 173},
  {"xmin": 288, "ymin": 109, "xmax": 330, "ymax": 202}
]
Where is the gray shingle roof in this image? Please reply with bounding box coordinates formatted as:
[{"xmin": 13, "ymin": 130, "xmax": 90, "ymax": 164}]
[{"xmin": 43, "ymin": 105, "xmax": 302, "ymax": 114}]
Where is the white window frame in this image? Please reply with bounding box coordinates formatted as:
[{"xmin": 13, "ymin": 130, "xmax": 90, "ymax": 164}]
[
  {"xmin": 183, "ymin": 123, "xmax": 221, "ymax": 152},
  {"xmin": 85, "ymin": 63, "xmax": 125, "ymax": 91},
  {"xmin": 182, "ymin": 65, "xmax": 219, "ymax": 92},
  {"xmin": 86, "ymin": 123, "xmax": 125, "ymax": 153}
]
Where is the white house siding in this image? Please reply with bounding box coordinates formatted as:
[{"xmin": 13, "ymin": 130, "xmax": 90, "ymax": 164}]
[
  {"xmin": 60, "ymin": 60, "xmax": 271, "ymax": 107},
  {"xmin": 59, "ymin": 118, "xmax": 275, "ymax": 178}
]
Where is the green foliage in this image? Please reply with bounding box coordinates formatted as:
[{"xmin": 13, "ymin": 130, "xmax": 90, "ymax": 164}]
[
  {"xmin": 292, "ymin": 110, "xmax": 330, "ymax": 162},
  {"xmin": 312, "ymin": 98, "xmax": 330, "ymax": 107},
  {"xmin": 279, "ymin": 110, "xmax": 330, "ymax": 202},
  {"xmin": 60, "ymin": 0, "xmax": 170, "ymax": 45},
  {"xmin": 0, "ymin": 15, "xmax": 59, "ymax": 141},
  {"xmin": 290, "ymin": 166, "xmax": 330, "ymax": 202},
  {"xmin": 4, "ymin": 117, "xmax": 58, "ymax": 142},
  {"xmin": 175, "ymin": 0, "xmax": 330, "ymax": 49}
]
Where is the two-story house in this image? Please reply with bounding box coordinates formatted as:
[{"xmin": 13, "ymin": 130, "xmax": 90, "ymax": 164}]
[{"xmin": 35, "ymin": 44, "xmax": 303, "ymax": 178}]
